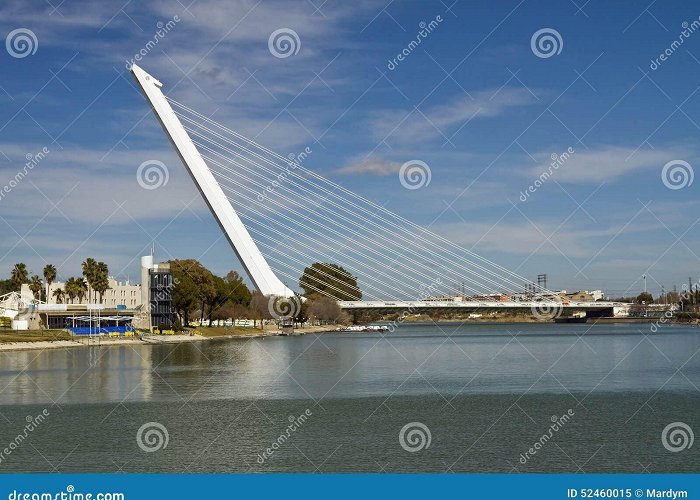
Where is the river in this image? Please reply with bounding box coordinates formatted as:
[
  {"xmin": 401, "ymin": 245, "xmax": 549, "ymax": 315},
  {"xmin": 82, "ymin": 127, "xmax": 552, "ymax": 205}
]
[{"xmin": 0, "ymin": 322, "xmax": 697, "ymax": 472}]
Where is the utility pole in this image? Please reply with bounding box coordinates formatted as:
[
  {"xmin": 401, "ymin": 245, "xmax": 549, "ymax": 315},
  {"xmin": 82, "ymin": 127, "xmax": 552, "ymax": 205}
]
[{"xmin": 643, "ymin": 275, "xmax": 647, "ymax": 294}]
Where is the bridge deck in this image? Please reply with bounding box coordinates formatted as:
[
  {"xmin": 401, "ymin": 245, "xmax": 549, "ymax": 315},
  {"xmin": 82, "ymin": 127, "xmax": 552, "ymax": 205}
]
[{"xmin": 337, "ymin": 300, "xmax": 622, "ymax": 311}]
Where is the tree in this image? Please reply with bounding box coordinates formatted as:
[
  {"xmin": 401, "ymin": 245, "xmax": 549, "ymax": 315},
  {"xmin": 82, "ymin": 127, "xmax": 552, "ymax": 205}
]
[
  {"xmin": 10, "ymin": 263, "xmax": 29, "ymax": 290},
  {"xmin": 299, "ymin": 262, "xmax": 361, "ymax": 300},
  {"xmin": 206, "ymin": 276, "xmax": 229, "ymax": 326},
  {"xmin": 43, "ymin": 264, "xmax": 57, "ymax": 302},
  {"xmin": 636, "ymin": 292, "xmax": 654, "ymax": 304},
  {"xmin": 211, "ymin": 301, "xmax": 248, "ymax": 326},
  {"xmin": 169, "ymin": 259, "xmax": 216, "ymax": 326},
  {"xmin": 52, "ymin": 288, "xmax": 65, "ymax": 304},
  {"xmin": 92, "ymin": 261, "xmax": 110, "ymax": 303},
  {"xmin": 82, "ymin": 258, "xmax": 97, "ymax": 303},
  {"xmin": 206, "ymin": 271, "xmax": 253, "ymax": 326},
  {"xmin": 172, "ymin": 277, "xmax": 199, "ymax": 326},
  {"xmin": 0, "ymin": 279, "xmax": 14, "ymax": 296},
  {"xmin": 249, "ymin": 292, "xmax": 272, "ymax": 328},
  {"xmin": 64, "ymin": 278, "xmax": 79, "ymax": 304},
  {"xmin": 307, "ymin": 295, "xmax": 341, "ymax": 324},
  {"xmin": 28, "ymin": 275, "xmax": 43, "ymax": 300},
  {"xmin": 76, "ymin": 278, "xmax": 87, "ymax": 303},
  {"xmin": 611, "ymin": 296, "xmax": 636, "ymax": 303},
  {"xmin": 225, "ymin": 270, "xmax": 252, "ymax": 306}
]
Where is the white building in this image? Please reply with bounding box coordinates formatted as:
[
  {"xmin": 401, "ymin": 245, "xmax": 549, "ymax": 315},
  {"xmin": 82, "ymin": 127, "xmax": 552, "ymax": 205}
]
[
  {"xmin": 13, "ymin": 256, "xmax": 173, "ymax": 331},
  {"xmin": 21, "ymin": 278, "xmax": 142, "ymax": 308}
]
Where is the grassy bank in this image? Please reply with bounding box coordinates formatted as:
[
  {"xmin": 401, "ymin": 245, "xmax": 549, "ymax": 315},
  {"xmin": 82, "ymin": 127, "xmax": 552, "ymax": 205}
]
[
  {"xmin": 0, "ymin": 329, "xmax": 72, "ymax": 343},
  {"xmin": 193, "ymin": 326, "xmax": 265, "ymax": 337},
  {"xmin": 193, "ymin": 324, "xmax": 340, "ymax": 337}
]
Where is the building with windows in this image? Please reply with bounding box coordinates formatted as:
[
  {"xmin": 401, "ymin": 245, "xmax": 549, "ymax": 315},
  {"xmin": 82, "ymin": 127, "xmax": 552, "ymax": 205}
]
[
  {"xmin": 21, "ymin": 278, "xmax": 141, "ymax": 308},
  {"xmin": 12, "ymin": 255, "xmax": 175, "ymax": 333},
  {"xmin": 141, "ymin": 256, "xmax": 175, "ymax": 330}
]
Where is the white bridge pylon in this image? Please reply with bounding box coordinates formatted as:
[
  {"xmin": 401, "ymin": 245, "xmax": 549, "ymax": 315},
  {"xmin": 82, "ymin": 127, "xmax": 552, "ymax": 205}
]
[
  {"xmin": 131, "ymin": 64, "xmax": 295, "ymax": 298},
  {"xmin": 132, "ymin": 64, "xmax": 574, "ymax": 306}
]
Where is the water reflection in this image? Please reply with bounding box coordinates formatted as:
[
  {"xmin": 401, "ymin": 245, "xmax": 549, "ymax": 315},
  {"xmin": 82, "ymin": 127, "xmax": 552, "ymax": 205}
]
[{"xmin": 0, "ymin": 323, "xmax": 697, "ymax": 405}]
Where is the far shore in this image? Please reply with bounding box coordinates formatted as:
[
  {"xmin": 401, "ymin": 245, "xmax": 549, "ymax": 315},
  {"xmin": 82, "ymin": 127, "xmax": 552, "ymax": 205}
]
[
  {"xmin": 379, "ymin": 315, "xmax": 700, "ymax": 324},
  {"xmin": 0, "ymin": 324, "xmax": 338, "ymax": 353}
]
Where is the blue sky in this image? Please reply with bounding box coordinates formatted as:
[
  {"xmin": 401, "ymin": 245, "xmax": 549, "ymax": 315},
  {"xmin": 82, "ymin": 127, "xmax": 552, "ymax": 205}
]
[{"xmin": 0, "ymin": 0, "xmax": 698, "ymax": 298}]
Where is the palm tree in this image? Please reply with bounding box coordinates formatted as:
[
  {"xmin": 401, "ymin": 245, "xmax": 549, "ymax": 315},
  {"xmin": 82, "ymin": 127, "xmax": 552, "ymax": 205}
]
[
  {"xmin": 76, "ymin": 278, "xmax": 88, "ymax": 303},
  {"xmin": 28, "ymin": 275, "xmax": 43, "ymax": 301},
  {"xmin": 64, "ymin": 278, "xmax": 79, "ymax": 304},
  {"xmin": 82, "ymin": 258, "xmax": 97, "ymax": 303},
  {"xmin": 43, "ymin": 264, "xmax": 57, "ymax": 302},
  {"xmin": 93, "ymin": 261, "xmax": 110, "ymax": 303},
  {"xmin": 10, "ymin": 263, "xmax": 29, "ymax": 290},
  {"xmin": 52, "ymin": 288, "xmax": 65, "ymax": 304}
]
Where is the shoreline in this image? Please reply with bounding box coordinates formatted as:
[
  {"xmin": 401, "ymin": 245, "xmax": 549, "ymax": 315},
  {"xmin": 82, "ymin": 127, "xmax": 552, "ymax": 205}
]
[{"xmin": 0, "ymin": 325, "xmax": 338, "ymax": 353}]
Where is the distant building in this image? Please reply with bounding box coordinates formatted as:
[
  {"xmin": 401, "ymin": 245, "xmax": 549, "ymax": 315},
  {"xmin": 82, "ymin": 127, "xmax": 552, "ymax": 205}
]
[
  {"xmin": 468, "ymin": 294, "xmax": 510, "ymax": 302},
  {"xmin": 424, "ymin": 294, "xmax": 464, "ymax": 302},
  {"xmin": 424, "ymin": 293, "xmax": 509, "ymax": 303},
  {"xmin": 559, "ymin": 291, "xmax": 595, "ymax": 302},
  {"xmin": 21, "ymin": 278, "xmax": 141, "ymax": 307},
  {"xmin": 141, "ymin": 256, "xmax": 175, "ymax": 330},
  {"xmin": 13, "ymin": 255, "xmax": 175, "ymax": 332}
]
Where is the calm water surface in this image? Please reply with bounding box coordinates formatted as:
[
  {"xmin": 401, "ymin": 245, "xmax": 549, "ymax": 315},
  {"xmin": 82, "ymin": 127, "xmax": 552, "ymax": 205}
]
[{"xmin": 0, "ymin": 323, "xmax": 698, "ymax": 472}]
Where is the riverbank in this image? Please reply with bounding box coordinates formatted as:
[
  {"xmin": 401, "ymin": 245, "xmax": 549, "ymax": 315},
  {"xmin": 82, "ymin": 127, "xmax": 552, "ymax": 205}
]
[{"xmin": 0, "ymin": 324, "xmax": 340, "ymax": 353}]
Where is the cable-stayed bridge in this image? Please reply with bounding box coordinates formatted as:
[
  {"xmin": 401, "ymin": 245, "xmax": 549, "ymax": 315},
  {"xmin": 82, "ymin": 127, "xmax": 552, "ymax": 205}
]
[{"xmin": 131, "ymin": 65, "xmax": 619, "ymax": 319}]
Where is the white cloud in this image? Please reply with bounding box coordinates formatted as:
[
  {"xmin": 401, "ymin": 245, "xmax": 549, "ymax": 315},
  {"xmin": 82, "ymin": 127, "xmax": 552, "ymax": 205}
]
[
  {"xmin": 431, "ymin": 214, "xmax": 668, "ymax": 259},
  {"xmin": 334, "ymin": 158, "xmax": 402, "ymax": 175},
  {"xmin": 522, "ymin": 145, "xmax": 694, "ymax": 184},
  {"xmin": 372, "ymin": 87, "xmax": 536, "ymax": 143},
  {"xmin": 0, "ymin": 143, "xmax": 206, "ymax": 225}
]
